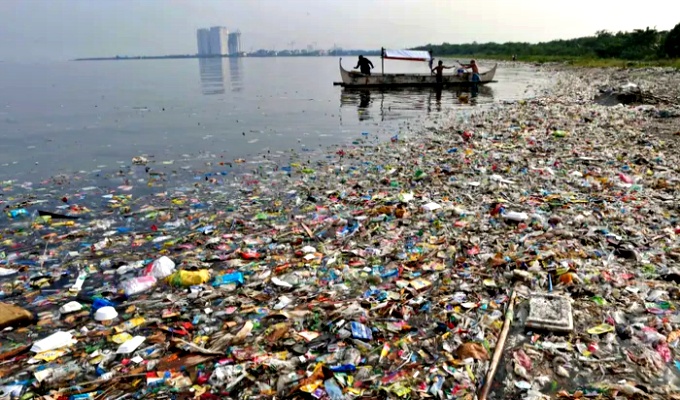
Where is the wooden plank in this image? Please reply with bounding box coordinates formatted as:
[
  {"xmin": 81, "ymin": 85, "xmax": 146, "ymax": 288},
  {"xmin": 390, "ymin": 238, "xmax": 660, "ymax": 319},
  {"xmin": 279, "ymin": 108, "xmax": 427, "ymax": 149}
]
[{"xmin": 478, "ymin": 288, "xmax": 518, "ymax": 400}]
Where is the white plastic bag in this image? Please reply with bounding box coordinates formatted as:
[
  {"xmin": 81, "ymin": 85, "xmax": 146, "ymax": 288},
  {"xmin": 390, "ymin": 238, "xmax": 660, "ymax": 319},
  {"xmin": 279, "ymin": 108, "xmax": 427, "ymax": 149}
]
[
  {"xmin": 119, "ymin": 276, "xmax": 157, "ymax": 296},
  {"xmin": 145, "ymin": 256, "xmax": 176, "ymax": 279}
]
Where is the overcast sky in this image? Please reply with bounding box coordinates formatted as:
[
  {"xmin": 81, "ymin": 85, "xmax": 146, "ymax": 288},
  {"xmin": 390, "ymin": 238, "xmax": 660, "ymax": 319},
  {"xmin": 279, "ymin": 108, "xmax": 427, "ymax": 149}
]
[{"xmin": 0, "ymin": 0, "xmax": 677, "ymax": 61}]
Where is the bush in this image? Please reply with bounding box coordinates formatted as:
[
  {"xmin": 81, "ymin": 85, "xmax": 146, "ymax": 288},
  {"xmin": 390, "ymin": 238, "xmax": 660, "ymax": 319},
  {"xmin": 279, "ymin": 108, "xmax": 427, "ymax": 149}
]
[
  {"xmin": 664, "ymin": 23, "xmax": 680, "ymax": 58},
  {"xmin": 416, "ymin": 25, "xmax": 677, "ymax": 61}
]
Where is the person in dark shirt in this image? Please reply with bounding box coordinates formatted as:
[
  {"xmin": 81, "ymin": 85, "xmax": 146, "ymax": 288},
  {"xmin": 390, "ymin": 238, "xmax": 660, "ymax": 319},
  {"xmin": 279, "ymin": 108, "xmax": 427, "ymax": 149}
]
[
  {"xmin": 431, "ymin": 60, "xmax": 453, "ymax": 85},
  {"xmin": 354, "ymin": 55, "xmax": 374, "ymax": 75},
  {"xmin": 428, "ymin": 50, "xmax": 434, "ymax": 72}
]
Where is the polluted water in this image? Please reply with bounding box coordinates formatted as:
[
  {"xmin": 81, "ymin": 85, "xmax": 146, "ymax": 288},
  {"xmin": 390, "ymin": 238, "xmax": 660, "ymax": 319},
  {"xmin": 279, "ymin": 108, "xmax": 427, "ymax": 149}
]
[{"xmin": 0, "ymin": 65, "xmax": 678, "ymax": 400}]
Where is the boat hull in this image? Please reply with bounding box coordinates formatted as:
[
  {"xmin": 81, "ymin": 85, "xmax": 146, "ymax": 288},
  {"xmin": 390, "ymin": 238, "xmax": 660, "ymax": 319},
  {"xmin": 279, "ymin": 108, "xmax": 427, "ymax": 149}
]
[{"xmin": 338, "ymin": 58, "xmax": 497, "ymax": 88}]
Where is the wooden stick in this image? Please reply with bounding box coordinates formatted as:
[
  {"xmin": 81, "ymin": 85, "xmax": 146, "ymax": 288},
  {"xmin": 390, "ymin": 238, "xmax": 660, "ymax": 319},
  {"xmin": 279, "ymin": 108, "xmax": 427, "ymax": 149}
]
[
  {"xmin": 478, "ymin": 287, "xmax": 518, "ymax": 400},
  {"xmin": 300, "ymin": 222, "xmax": 315, "ymax": 240}
]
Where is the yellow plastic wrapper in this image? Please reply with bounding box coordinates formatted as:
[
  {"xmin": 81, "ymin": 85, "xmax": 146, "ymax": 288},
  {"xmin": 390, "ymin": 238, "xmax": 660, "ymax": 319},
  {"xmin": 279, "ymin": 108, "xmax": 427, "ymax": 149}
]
[
  {"xmin": 33, "ymin": 349, "xmax": 67, "ymax": 362},
  {"xmin": 387, "ymin": 382, "xmax": 411, "ymax": 397},
  {"xmin": 111, "ymin": 332, "xmax": 133, "ymax": 344},
  {"xmin": 299, "ymin": 380, "xmax": 322, "ymax": 393},
  {"xmin": 587, "ymin": 324, "xmax": 614, "ymax": 335},
  {"xmin": 114, "ymin": 317, "xmax": 146, "ymax": 333},
  {"xmin": 167, "ymin": 270, "xmax": 211, "ymax": 287}
]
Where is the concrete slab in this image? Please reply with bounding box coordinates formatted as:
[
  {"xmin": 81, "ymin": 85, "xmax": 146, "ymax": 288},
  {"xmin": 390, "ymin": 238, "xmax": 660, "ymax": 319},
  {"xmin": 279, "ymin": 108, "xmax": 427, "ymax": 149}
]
[{"xmin": 525, "ymin": 293, "xmax": 573, "ymax": 333}]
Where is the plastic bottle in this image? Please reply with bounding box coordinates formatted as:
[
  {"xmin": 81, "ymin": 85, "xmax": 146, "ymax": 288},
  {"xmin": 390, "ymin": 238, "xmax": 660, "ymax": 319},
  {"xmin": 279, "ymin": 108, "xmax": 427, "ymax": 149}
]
[
  {"xmin": 380, "ymin": 269, "xmax": 399, "ymax": 280},
  {"xmin": 70, "ymin": 393, "xmax": 96, "ymax": 400},
  {"xmin": 119, "ymin": 276, "xmax": 157, "ymax": 296},
  {"xmin": 69, "ymin": 271, "xmax": 87, "ymax": 292},
  {"xmin": 8, "ymin": 209, "xmax": 29, "ymax": 218},
  {"xmin": 503, "ymin": 211, "xmax": 529, "ymax": 222},
  {"xmin": 44, "ymin": 363, "xmax": 81, "ymax": 384}
]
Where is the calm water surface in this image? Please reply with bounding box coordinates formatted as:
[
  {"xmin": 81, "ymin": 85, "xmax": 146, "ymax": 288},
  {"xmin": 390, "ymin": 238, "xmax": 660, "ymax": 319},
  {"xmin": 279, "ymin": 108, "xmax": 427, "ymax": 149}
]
[{"xmin": 0, "ymin": 57, "xmax": 549, "ymax": 181}]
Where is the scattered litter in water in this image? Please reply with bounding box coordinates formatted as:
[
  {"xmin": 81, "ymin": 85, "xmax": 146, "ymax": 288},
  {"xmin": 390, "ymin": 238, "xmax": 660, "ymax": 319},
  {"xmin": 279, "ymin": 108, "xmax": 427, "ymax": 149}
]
[{"xmin": 0, "ymin": 66, "xmax": 678, "ymax": 399}]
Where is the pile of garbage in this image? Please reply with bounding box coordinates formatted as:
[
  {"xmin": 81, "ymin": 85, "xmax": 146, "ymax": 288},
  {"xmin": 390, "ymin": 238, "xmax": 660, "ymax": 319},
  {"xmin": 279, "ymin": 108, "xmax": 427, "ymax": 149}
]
[
  {"xmin": 595, "ymin": 82, "xmax": 644, "ymax": 106},
  {"xmin": 1, "ymin": 67, "xmax": 680, "ymax": 400}
]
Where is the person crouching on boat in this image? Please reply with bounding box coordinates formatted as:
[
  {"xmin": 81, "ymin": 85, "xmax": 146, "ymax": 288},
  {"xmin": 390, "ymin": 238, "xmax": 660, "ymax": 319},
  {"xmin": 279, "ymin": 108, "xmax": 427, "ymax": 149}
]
[
  {"xmin": 354, "ymin": 55, "xmax": 374, "ymax": 75},
  {"xmin": 458, "ymin": 59, "xmax": 480, "ymax": 83},
  {"xmin": 431, "ymin": 60, "xmax": 453, "ymax": 85}
]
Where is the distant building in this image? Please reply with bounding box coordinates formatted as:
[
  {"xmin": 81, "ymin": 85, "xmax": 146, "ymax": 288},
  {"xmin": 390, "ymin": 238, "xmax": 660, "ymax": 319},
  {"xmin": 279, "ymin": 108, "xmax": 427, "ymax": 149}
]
[
  {"xmin": 228, "ymin": 31, "xmax": 242, "ymax": 56},
  {"xmin": 209, "ymin": 26, "xmax": 229, "ymax": 55},
  {"xmin": 196, "ymin": 26, "xmax": 229, "ymax": 56},
  {"xmin": 196, "ymin": 29, "xmax": 211, "ymax": 55},
  {"xmin": 197, "ymin": 26, "xmax": 241, "ymax": 56}
]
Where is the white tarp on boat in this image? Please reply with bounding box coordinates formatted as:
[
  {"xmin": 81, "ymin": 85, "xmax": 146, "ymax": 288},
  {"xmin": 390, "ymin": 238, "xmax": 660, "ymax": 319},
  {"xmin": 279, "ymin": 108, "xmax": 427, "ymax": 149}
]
[{"xmin": 384, "ymin": 49, "xmax": 431, "ymax": 61}]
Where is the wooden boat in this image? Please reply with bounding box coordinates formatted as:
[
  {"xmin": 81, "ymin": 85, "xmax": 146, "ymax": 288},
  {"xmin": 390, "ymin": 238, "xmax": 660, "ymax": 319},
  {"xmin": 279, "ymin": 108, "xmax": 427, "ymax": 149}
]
[{"xmin": 337, "ymin": 49, "xmax": 497, "ymax": 88}]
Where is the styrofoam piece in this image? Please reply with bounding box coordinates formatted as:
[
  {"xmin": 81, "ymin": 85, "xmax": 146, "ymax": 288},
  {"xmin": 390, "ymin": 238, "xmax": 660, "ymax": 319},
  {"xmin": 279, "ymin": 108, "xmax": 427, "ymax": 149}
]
[
  {"xmin": 59, "ymin": 301, "xmax": 83, "ymax": 314},
  {"xmin": 116, "ymin": 335, "xmax": 145, "ymax": 354},
  {"xmin": 525, "ymin": 293, "xmax": 573, "ymax": 332},
  {"xmin": 30, "ymin": 331, "xmax": 76, "ymax": 353}
]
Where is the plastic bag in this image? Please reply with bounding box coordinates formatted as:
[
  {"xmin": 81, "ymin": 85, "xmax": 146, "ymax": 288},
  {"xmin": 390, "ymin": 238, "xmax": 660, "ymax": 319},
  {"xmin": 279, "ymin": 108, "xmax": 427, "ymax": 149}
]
[
  {"xmin": 167, "ymin": 270, "xmax": 211, "ymax": 287},
  {"xmin": 145, "ymin": 256, "xmax": 176, "ymax": 279},
  {"xmin": 119, "ymin": 276, "xmax": 158, "ymax": 296}
]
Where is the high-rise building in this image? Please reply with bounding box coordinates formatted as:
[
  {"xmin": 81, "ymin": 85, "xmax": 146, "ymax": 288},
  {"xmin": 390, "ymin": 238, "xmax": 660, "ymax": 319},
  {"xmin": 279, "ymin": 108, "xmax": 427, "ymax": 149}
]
[
  {"xmin": 197, "ymin": 26, "xmax": 238, "ymax": 56},
  {"xmin": 228, "ymin": 31, "xmax": 242, "ymax": 56},
  {"xmin": 196, "ymin": 29, "xmax": 211, "ymax": 55},
  {"xmin": 209, "ymin": 26, "xmax": 229, "ymax": 56}
]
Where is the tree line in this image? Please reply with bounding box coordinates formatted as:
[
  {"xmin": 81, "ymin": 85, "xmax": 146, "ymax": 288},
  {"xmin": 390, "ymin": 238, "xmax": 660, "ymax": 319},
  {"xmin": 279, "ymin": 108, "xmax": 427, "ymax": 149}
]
[{"xmin": 415, "ymin": 23, "xmax": 680, "ymax": 60}]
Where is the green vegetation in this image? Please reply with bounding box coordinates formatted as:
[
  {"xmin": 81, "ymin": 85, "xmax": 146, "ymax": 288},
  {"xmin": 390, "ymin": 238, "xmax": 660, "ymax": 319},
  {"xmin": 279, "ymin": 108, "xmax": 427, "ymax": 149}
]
[
  {"xmin": 666, "ymin": 23, "xmax": 680, "ymax": 58},
  {"xmin": 416, "ymin": 22, "xmax": 680, "ymax": 67},
  {"xmin": 439, "ymin": 55, "xmax": 680, "ymax": 69}
]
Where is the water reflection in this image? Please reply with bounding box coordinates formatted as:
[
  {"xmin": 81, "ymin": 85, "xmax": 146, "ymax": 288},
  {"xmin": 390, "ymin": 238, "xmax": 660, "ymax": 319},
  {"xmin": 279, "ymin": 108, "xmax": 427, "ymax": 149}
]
[
  {"xmin": 228, "ymin": 58, "xmax": 243, "ymax": 92},
  {"xmin": 198, "ymin": 57, "xmax": 243, "ymax": 95},
  {"xmin": 340, "ymin": 85, "xmax": 494, "ymax": 122},
  {"xmin": 356, "ymin": 90, "xmax": 372, "ymax": 121},
  {"xmin": 198, "ymin": 58, "xmax": 227, "ymax": 95}
]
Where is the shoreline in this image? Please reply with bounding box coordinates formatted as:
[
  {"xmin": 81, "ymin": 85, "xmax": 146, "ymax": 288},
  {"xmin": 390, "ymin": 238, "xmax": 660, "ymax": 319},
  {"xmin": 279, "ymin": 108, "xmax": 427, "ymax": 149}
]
[
  {"xmin": 1, "ymin": 66, "xmax": 680, "ymax": 398},
  {"xmin": 437, "ymin": 56, "xmax": 680, "ymax": 69},
  {"xmin": 71, "ymin": 54, "xmax": 379, "ymax": 62}
]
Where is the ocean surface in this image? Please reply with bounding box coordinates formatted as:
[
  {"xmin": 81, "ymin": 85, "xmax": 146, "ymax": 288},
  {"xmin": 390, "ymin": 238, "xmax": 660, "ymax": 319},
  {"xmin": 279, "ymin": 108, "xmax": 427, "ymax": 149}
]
[{"xmin": 0, "ymin": 57, "xmax": 549, "ymax": 182}]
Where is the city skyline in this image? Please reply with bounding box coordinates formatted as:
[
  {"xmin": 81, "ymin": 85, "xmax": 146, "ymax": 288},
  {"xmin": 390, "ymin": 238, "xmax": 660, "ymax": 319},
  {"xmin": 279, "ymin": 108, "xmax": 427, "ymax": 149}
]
[
  {"xmin": 196, "ymin": 27, "xmax": 242, "ymax": 57},
  {"xmin": 196, "ymin": 26, "xmax": 233, "ymax": 56},
  {"xmin": 1, "ymin": 0, "xmax": 678, "ymax": 61}
]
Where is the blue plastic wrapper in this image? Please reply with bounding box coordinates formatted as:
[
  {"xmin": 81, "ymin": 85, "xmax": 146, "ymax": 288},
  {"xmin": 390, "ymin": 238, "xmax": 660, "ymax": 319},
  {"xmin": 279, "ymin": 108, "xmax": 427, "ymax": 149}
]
[
  {"xmin": 324, "ymin": 378, "xmax": 345, "ymax": 400},
  {"xmin": 351, "ymin": 321, "xmax": 372, "ymax": 340},
  {"xmin": 92, "ymin": 298, "xmax": 116, "ymax": 311},
  {"xmin": 212, "ymin": 271, "xmax": 244, "ymax": 287},
  {"xmin": 8, "ymin": 208, "xmax": 29, "ymax": 218},
  {"xmin": 329, "ymin": 364, "xmax": 356, "ymax": 373}
]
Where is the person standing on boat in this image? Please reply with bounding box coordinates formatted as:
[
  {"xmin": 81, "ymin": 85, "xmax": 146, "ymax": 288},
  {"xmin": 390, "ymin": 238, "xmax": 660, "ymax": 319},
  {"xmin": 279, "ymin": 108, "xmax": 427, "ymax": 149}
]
[
  {"xmin": 431, "ymin": 60, "xmax": 453, "ymax": 85},
  {"xmin": 428, "ymin": 50, "xmax": 434, "ymax": 73},
  {"xmin": 458, "ymin": 59, "xmax": 480, "ymax": 83},
  {"xmin": 354, "ymin": 55, "xmax": 374, "ymax": 75}
]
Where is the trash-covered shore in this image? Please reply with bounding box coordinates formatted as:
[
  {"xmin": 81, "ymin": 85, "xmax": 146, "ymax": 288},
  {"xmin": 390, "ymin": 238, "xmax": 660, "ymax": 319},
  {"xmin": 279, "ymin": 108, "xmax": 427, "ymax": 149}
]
[{"xmin": 0, "ymin": 66, "xmax": 679, "ymax": 400}]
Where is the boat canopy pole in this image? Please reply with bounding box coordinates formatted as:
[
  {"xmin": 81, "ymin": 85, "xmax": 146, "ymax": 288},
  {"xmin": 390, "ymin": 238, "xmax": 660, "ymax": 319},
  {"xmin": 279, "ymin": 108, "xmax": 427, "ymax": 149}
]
[{"xmin": 381, "ymin": 47, "xmax": 385, "ymax": 76}]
